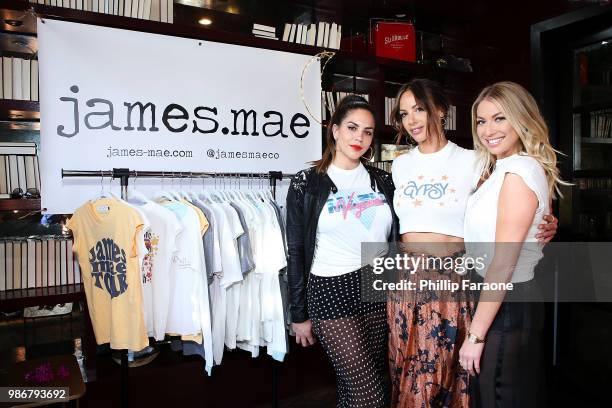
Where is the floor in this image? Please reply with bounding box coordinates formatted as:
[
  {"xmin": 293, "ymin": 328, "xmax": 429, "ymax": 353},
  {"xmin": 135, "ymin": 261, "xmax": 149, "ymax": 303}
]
[{"xmin": 0, "ymin": 302, "xmax": 609, "ymax": 407}]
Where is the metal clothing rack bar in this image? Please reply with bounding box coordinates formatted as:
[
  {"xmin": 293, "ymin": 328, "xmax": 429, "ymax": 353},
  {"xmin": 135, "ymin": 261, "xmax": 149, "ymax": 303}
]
[{"xmin": 61, "ymin": 167, "xmax": 293, "ymax": 408}]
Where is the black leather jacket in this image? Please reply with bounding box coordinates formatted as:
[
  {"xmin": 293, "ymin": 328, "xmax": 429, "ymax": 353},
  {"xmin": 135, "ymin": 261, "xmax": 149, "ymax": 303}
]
[{"xmin": 285, "ymin": 165, "xmax": 399, "ymax": 323}]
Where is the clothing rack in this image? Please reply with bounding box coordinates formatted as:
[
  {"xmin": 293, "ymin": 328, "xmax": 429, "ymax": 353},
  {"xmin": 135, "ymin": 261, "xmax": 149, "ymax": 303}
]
[
  {"xmin": 61, "ymin": 169, "xmax": 294, "ymax": 201},
  {"xmin": 61, "ymin": 168, "xmax": 293, "ymax": 408}
]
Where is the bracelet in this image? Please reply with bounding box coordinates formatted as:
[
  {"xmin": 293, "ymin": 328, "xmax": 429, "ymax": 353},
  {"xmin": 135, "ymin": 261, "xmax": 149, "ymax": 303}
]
[{"xmin": 467, "ymin": 332, "xmax": 485, "ymax": 344}]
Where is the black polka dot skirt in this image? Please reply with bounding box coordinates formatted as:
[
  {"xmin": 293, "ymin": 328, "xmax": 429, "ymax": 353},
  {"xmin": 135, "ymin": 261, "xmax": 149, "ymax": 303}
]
[{"xmin": 307, "ymin": 267, "xmax": 388, "ymax": 408}]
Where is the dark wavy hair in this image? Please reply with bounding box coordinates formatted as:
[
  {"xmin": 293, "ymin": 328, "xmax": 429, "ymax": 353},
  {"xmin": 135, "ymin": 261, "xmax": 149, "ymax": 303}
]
[
  {"xmin": 312, "ymin": 94, "xmax": 375, "ymax": 174},
  {"xmin": 390, "ymin": 78, "xmax": 450, "ymax": 145}
]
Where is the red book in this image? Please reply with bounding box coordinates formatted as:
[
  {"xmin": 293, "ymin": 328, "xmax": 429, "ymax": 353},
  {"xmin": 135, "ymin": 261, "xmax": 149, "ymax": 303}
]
[{"xmin": 373, "ymin": 22, "xmax": 416, "ymax": 62}]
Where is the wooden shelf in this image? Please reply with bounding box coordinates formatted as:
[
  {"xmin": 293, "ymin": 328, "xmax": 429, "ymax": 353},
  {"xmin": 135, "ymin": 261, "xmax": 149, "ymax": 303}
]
[
  {"xmin": 0, "ymin": 198, "xmax": 41, "ymax": 211},
  {"xmin": 0, "ymin": 283, "xmax": 84, "ymax": 309},
  {"xmin": 0, "ymin": 99, "xmax": 40, "ymax": 120},
  {"xmin": 573, "ymin": 101, "xmax": 612, "ymax": 113},
  {"xmin": 0, "ymin": 2, "xmax": 328, "ymax": 57},
  {"xmin": 581, "ymin": 138, "xmax": 612, "ymax": 144},
  {"xmin": 573, "ymin": 170, "xmax": 612, "ymax": 178}
]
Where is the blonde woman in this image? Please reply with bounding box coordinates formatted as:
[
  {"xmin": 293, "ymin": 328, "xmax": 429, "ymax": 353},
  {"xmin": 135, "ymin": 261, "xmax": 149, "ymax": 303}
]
[
  {"xmin": 461, "ymin": 81, "xmax": 565, "ymax": 407},
  {"xmin": 387, "ymin": 79, "xmax": 558, "ymax": 408}
]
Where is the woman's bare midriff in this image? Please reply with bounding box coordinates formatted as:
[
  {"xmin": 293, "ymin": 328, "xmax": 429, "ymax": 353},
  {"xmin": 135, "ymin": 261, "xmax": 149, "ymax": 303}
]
[{"xmin": 400, "ymin": 232, "xmax": 464, "ymax": 256}]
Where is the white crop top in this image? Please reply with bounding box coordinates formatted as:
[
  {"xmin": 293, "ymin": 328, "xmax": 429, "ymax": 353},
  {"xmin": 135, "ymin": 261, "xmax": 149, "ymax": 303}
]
[
  {"xmin": 392, "ymin": 141, "xmax": 479, "ymax": 237},
  {"xmin": 464, "ymin": 154, "xmax": 549, "ymax": 283}
]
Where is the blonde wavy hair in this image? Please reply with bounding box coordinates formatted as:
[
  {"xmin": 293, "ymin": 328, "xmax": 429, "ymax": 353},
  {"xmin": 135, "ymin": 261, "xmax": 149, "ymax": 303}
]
[{"xmin": 471, "ymin": 81, "xmax": 566, "ymax": 199}]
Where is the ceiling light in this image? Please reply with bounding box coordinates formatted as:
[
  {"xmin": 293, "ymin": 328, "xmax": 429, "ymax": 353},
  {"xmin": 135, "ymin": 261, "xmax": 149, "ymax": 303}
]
[{"xmin": 199, "ymin": 18, "xmax": 212, "ymax": 26}]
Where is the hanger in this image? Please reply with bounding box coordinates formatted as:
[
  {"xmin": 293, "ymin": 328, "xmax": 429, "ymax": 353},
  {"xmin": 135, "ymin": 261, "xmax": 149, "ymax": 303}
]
[
  {"xmin": 127, "ymin": 171, "xmax": 151, "ymax": 205},
  {"xmin": 154, "ymin": 171, "xmax": 177, "ymax": 202},
  {"xmin": 91, "ymin": 170, "xmax": 110, "ymax": 201},
  {"xmin": 198, "ymin": 175, "xmax": 213, "ymax": 203},
  {"xmin": 168, "ymin": 172, "xmax": 182, "ymax": 200}
]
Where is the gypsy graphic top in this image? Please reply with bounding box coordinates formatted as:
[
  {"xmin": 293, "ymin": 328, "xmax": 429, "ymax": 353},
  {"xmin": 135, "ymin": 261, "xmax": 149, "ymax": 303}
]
[
  {"xmin": 310, "ymin": 163, "xmax": 393, "ymax": 277},
  {"xmin": 392, "ymin": 141, "xmax": 479, "ymax": 238}
]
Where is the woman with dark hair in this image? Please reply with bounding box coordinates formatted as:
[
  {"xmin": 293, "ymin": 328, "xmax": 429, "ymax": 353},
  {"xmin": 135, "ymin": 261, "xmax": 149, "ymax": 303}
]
[
  {"xmin": 286, "ymin": 94, "xmax": 398, "ymax": 408},
  {"xmin": 387, "ymin": 79, "xmax": 557, "ymax": 407}
]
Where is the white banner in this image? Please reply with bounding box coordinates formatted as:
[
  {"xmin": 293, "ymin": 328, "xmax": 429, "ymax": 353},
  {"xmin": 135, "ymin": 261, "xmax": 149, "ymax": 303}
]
[{"xmin": 38, "ymin": 18, "xmax": 322, "ymax": 213}]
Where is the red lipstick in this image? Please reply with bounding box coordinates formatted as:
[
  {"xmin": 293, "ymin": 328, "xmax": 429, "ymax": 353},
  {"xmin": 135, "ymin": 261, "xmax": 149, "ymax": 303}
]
[{"xmin": 350, "ymin": 145, "xmax": 362, "ymax": 151}]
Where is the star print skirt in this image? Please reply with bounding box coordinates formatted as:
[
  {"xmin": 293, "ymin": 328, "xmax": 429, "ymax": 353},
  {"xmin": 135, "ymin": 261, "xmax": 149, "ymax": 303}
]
[
  {"xmin": 307, "ymin": 266, "xmax": 388, "ymax": 408},
  {"xmin": 387, "ymin": 250, "xmax": 473, "ymax": 408}
]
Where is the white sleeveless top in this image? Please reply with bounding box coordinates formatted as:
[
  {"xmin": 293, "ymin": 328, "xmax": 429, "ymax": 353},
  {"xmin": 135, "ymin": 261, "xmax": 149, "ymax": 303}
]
[{"xmin": 464, "ymin": 154, "xmax": 549, "ymax": 283}]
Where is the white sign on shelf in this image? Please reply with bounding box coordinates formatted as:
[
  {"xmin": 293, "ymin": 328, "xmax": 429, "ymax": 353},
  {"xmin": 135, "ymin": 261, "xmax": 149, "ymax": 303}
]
[{"xmin": 38, "ymin": 18, "xmax": 322, "ymax": 213}]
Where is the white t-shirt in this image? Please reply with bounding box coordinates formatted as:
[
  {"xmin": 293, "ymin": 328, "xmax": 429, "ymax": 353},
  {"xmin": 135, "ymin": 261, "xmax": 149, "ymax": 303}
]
[
  {"xmin": 310, "ymin": 163, "xmax": 393, "ymax": 277},
  {"xmin": 392, "ymin": 141, "xmax": 478, "ymax": 238},
  {"xmin": 160, "ymin": 201, "xmax": 206, "ymax": 336},
  {"xmin": 464, "ymin": 154, "xmax": 549, "ymax": 283},
  {"xmin": 129, "ymin": 200, "xmax": 182, "ymax": 341}
]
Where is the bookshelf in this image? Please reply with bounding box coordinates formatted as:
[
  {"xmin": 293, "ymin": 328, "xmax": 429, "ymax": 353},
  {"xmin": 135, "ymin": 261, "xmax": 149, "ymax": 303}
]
[
  {"xmin": 568, "ymin": 30, "xmax": 612, "ymax": 241},
  {"xmin": 0, "ymin": 198, "xmax": 40, "ymax": 211},
  {"xmin": 0, "ymin": 1, "xmax": 493, "ymax": 274}
]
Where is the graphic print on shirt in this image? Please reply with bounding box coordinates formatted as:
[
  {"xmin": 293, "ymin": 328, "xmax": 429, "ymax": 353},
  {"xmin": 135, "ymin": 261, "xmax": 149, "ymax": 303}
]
[
  {"xmin": 325, "ymin": 190, "xmax": 387, "ymax": 229},
  {"xmin": 88, "ymin": 238, "xmax": 128, "ymax": 299},
  {"xmin": 394, "ymin": 175, "xmax": 459, "ymax": 208},
  {"xmin": 141, "ymin": 230, "xmax": 159, "ymax": 284}
]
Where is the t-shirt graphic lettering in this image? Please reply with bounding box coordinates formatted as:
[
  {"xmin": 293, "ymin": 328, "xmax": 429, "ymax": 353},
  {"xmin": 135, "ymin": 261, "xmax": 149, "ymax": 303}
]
[
  {"xmin": 142, "ymin": 230, "xmax": 159, "ymax": 284},
  {"xmin": 396, "ymin": 175, "xmax": 457, "ymax": 207},
  {"xmin": 325, "ymin": 190, "xmax": 387, "ymax": 229},
  {"xmin": 88, "ymin": 238, "xmax": 128, "ymax": 298}
]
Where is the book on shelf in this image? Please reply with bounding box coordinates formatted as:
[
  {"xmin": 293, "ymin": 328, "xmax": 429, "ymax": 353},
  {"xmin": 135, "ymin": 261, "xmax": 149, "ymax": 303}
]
[
  {"xmin": 380, "ymin": 144, "xmax": 411, "ymax": 162},
  {"xmin": 444, "ymin": 105, "xmax": 457, "ymax": 131},
  {"xmin": 282, "ymin": 24, "xmax": 291, "ymax": 42},
  {"xmin": 329, "ymin": 23, "xmax": 338, "ymax": 50},
  {"xmin": 296, "ymin": 25, "xmax": 303, "ymax": 44},
  {"xmin": 307, "ymin": 24, "xmax": 316, "ymax": 46},
  {"xmin": 288, "ymin": 24, "xmax": 296, "ymax": 43},
  {"xmin": 21, "ymin": 59, "xmax": 31, "ymax": 101},
  {"xmin": 316, "ymin": 22, "xmax": 325, "ymax": 47},
  {"xmin": 31, "ymin": 60, "xmax": 39, "ymax": 101},
  {"xmin": 0, "ymin": 142, "xmax": 40, "ymax": 197},
  {"xmin": 150, "ymin": 0, "xmax": 160, "ymax": 21},
  {"xmin": 12, "ymin": 58, "xmax": 23, "ymax": 100},
  {"xmin": 253, "ymin": 23, "xmax": 276, "ymax": 34},
  {"xmin": 385, "ymin": 96, "xmax": 398, "ymax": 125},
  {"xmin": 369, "ymin": 161, "xmax": 393, "ymax": 173},
  {"xmin": 252, "ymin": 29, "xmax": 277, "ymax": 38},
  {"xmin": 0, "ymin": 57, "xmax": 39, "ymax": 102},
  {"xmin": 281, "ymin": 21, "xmax": 341, "ymax": 49},
  {"xmin": 322, "ymin": 23, "xmax": 329, "ymax": 48},
  {"xmin": 3, "ymin": 57, "xmax": 12, "ymax": 99},
  {"xmin": 590, "ymin": 109, "xmax": 612, "ymax": 139},
  {"xmin": 41, "ymin": 0, "xmax": 169, "ymax": 21},
  {"xmin": 322, "ymin": 91, "xmax": 370, "ymax": 119}
]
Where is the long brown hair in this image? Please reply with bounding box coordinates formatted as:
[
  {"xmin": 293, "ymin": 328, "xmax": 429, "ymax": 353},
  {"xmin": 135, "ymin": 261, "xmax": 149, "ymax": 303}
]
[
  {"xmin": 390, "ymin": 78, "xmax": 450, "ymax": 145},
  {"xmin": 312, "ymin": 94, "xmax": 375, "ymax": 174}
]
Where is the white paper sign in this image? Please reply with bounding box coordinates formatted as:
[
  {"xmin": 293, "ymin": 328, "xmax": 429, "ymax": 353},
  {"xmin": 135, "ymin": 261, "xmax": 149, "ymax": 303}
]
[{"xmin": 38, "ymin": 18, "xmax": 322, "ymax": 213}]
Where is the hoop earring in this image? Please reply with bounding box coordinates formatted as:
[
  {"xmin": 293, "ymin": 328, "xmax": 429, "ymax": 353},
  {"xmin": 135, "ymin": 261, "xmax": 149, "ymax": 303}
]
[{"xmin": 362, "ymin": 146, "xmax": 375, "ymax": 162}]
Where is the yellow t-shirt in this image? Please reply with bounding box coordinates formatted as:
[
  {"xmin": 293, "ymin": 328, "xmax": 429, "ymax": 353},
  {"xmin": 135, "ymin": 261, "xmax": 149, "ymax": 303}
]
[
  {"xmin": 181, "ymin": 200, "xmax": 209, "ymax": 236},
  {"xmin": 67, "ymin": 197, "xmax": 148, "ymax": 351}
]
